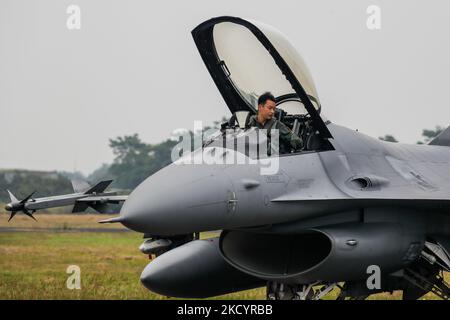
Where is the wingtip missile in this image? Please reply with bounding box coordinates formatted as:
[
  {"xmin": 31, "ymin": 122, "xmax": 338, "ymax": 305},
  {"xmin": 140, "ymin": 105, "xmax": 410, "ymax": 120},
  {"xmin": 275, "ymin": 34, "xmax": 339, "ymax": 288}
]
[
  {"xmin": 4, "ymin": 180, "xmax": 124, "ymax": 220},
  {"xmin": 7, "ymin": 189, "xmax": 18, "ymax": 203},
  {"xmin": 71, "ymin": 179, "xmax": 91, "ymax": 193},
  {"xmin": 22, "ymin": 209, "xmax": 37, "ymax": 221},
  {"xmin": 84, "ymin": 180, "xmax": 113, "ymax": 195},
  {"xmin": 4, "ymin": 190, "xmax": 37, "ymax": 222}
]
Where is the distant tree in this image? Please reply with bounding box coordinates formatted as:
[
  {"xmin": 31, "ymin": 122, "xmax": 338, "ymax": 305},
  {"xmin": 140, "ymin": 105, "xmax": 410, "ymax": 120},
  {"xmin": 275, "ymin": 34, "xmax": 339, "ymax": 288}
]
[
  {"xmin": 108, "ymin": 134, "xmax": 152, "ymax": 190},
  {"xmin": 59, "ymin": 171, "xmax": 86, "ymax": 182},
  {"xmin": 108, "ymin": 134, "xmax": 177, "ymax": 190},
  {"xmin": 0, "ymin": 170, "xmax": 72, "ymax": 203},
  {"xmin": 87, "ymin": 163, "xmax": 114, "ymax": 184},
  {"xmin": 379, "ymin": 135, "xmax": 398, "ymax": 143},
  {"xmin": 106, "ymin": 119, "xmax": 226, "ymax": 190},
  {"xmin": 417, "ymin": 125, "xmax": 444, "ymax": 144},
  {"xmin": 109, "ymin": 134, "xmax": 151, "ymax": 165},
  {"xmin": 147, "ymin": 139, "xmax": 178, "ymax": 172},
  {"xmin": 422, "ymin": 126, "xmax": 443, "ymax": 143}
]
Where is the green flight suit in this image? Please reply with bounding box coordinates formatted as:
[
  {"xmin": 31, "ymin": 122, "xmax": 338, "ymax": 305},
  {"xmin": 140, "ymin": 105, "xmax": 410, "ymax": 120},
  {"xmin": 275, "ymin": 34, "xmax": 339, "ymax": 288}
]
[{"xmin": 247, "ymin": 115, "xmax": 303, "ymax": 154}]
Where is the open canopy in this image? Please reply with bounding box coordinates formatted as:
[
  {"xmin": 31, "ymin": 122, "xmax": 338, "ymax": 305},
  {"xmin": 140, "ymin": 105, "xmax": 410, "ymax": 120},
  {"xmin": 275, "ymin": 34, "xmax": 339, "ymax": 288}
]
[{"xmin": 192, "ymin": 16, "xmax": 332, "ymax": 138}]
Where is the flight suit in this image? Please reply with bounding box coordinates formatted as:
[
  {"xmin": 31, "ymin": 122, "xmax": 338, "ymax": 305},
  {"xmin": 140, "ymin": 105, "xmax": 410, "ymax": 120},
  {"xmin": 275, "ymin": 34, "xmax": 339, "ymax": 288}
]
[{"xmin": 247, "ymin": 115, "xmax": 303, "ymax": 154}]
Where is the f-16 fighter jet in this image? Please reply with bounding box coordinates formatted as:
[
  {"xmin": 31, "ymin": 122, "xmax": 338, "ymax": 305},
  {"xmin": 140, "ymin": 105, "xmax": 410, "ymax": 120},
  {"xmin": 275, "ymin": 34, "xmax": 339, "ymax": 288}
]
[
  {"xmin": 5, "ymin": 180, "xmax": 127, "ymax": 221},
  {"xmin": 100, "ymin": 16, "xmax": 450, "ymax": 300},
  {"xmin": 22, "ymin": 16, "xmax": 450, "ymax": 300}
]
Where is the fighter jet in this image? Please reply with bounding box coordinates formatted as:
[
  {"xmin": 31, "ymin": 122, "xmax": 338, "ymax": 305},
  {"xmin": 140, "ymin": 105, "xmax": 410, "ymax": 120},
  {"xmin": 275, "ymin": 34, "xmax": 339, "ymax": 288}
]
[
  {"xmin": 25, "ymin": 16, "xmax": 450, "ymax": 300},
  {"xmin": 5, "ymin": 179, "xmax": 127, "ymax": 221},
  {"xmin": 98, "ymin": 16, "xmax": 450, "ymax": 300}
]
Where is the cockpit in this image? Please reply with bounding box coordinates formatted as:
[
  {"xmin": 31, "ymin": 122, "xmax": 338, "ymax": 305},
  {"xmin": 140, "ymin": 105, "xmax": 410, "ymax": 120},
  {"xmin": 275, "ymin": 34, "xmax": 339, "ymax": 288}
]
[
  {"xmin": 203, "ymin": 94, "xmax": 333, "ymax": 157},
  {"xmin": 192, "ymin": 17, "xmax": 334, "ymax": 156}
]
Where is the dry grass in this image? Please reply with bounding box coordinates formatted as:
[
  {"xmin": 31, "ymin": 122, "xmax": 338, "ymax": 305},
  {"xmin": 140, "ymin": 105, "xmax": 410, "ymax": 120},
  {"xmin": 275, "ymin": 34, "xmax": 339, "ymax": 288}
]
[
  {"xmin": 0, "ymin": 211, "xmax": 125, "ymax": 230},
  {"xmin": 0, "ymin": 214, "xmax": 447, "ymax": 300}
]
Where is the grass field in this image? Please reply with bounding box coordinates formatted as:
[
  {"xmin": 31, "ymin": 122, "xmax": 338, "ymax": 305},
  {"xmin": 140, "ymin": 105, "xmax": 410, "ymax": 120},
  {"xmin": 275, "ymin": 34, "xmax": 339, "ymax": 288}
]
[{"xmin": 0, "ymin": 213, "xmax": 446, "ymax": 300}]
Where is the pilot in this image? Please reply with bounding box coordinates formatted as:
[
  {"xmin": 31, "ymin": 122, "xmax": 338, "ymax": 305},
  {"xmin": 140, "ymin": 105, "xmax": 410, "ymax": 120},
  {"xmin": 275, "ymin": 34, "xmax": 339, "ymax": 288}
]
[{"xmin": 248, "ymin": 92, "xmax": 303, "ymax": 153}]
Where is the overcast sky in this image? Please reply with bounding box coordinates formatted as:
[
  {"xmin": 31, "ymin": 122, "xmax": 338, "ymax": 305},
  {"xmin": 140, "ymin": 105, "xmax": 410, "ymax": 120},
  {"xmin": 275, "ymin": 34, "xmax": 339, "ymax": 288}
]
[{"xmin": 1, "ymin": 0, "xmax": 449, "ymax": 175}]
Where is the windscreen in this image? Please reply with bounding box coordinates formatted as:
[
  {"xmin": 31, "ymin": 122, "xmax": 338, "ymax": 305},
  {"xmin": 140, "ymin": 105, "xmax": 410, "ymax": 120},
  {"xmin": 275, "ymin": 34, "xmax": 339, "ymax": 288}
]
[{"xmin": 213, "ymin": 21, "xmax": 320, "ymax": 114}]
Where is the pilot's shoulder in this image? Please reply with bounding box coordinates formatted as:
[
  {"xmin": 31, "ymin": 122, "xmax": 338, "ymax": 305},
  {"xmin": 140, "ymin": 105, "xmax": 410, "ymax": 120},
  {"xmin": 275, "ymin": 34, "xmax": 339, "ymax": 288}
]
[{"xmin": 247, "ymin": 115, "xmax": 258, "ymax": 126}]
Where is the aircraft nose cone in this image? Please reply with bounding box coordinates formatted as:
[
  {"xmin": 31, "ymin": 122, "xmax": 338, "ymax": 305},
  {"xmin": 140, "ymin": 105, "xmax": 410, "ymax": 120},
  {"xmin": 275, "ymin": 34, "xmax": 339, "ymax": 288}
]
[
  {"xmin": 119, "ymin": 163, "xmax": 235, "ymax": 235},
  {"xmin": 5, "ymin": 204, "xmax": 12, "ymax": 212}
]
